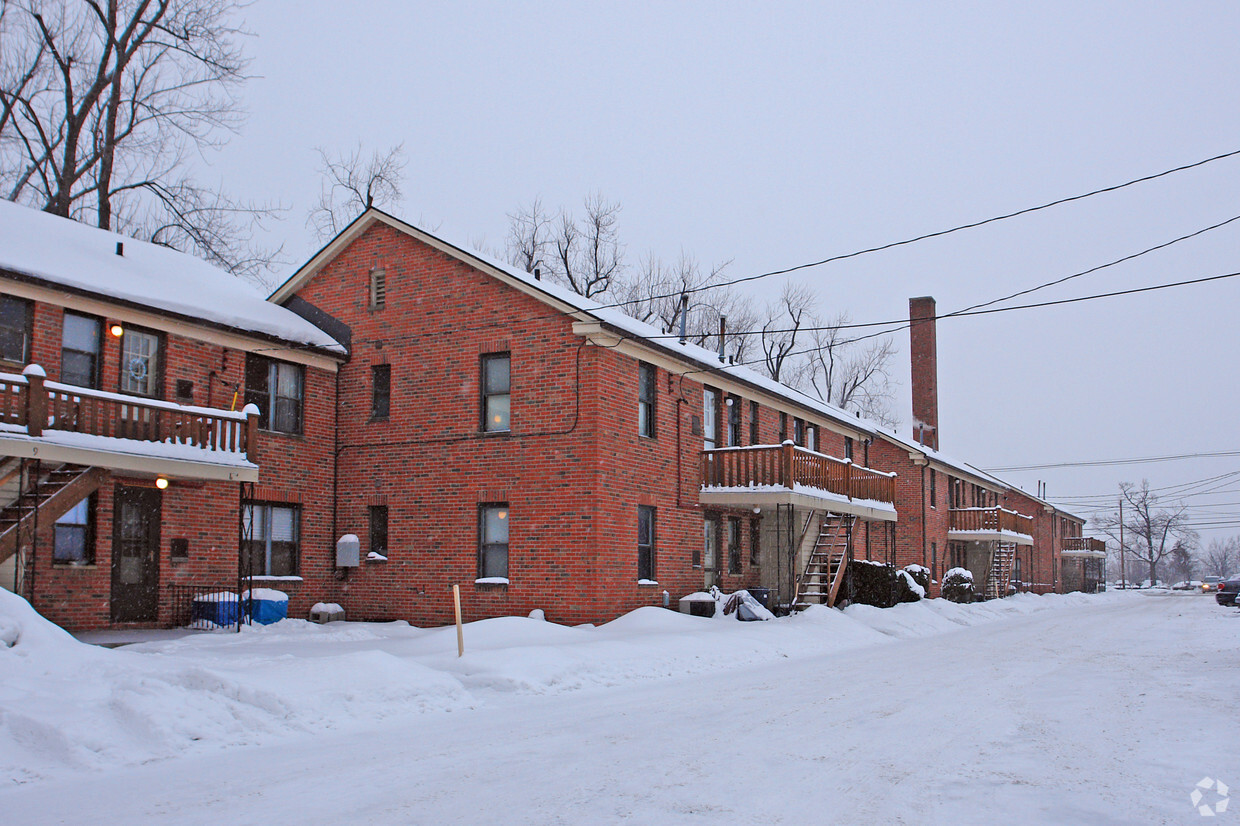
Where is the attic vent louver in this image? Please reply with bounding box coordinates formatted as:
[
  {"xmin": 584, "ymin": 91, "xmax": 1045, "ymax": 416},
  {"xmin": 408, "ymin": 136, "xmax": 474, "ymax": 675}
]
[{"xmin": 369, "ymin": 268, "xmax": 386, "ymax": 309}]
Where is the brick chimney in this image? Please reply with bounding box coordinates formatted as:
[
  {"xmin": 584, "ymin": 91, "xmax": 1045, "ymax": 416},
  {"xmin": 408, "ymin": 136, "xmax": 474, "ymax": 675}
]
[{"xmin": 909, "ymin": 296, "xmax": 939, "ymax": 450}]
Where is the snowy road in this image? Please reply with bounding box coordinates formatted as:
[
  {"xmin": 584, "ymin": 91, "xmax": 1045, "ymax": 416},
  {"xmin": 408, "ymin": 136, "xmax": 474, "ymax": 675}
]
[{"xmin": 3, "ymin": 592, "xmax": 1236, "ymax": 824}]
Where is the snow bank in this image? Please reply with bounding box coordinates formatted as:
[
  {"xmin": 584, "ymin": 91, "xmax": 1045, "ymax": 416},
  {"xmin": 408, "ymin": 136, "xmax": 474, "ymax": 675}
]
[{"xmin": 0, "ymin": 587, "xmax": 1127, "ymax": 785}]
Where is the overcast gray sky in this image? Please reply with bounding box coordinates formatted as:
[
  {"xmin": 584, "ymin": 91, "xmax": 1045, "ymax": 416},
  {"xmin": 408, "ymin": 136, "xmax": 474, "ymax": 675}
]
[{"xmin": 207, "ymin": 1, "xmax": 1240, "ymax": 545}]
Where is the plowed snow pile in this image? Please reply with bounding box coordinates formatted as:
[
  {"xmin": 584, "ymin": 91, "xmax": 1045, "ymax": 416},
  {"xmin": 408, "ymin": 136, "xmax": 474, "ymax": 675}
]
[{"xmin": 1, "ymin": 587, "xmax": 1110, "ymax": 784}]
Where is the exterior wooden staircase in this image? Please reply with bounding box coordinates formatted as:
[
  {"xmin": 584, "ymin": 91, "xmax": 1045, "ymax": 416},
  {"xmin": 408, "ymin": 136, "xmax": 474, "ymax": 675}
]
[
  {"xmin": 984, "ymin": 541, "xmax": 1017, "ymax": 600},
  {"xmin": 0, "ymin": 463, "xmax": 109, "ymax": 563},
  {"xmin": 793, "ymin": 513, "xmax": 855, "ymax": 610}
]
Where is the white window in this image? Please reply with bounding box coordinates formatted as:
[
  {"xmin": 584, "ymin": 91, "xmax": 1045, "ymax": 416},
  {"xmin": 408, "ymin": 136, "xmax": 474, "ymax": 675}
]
[
  {"xmin": 242, "ymin": 503, "xmax": 299, "ymax": 576},
  {"xmin": 120, "ymin": 328, "xmax": 161, "ymax": 397},
  {"xmin": 479, "ymin": 504, "xmax": 509, "ymax": 579}
]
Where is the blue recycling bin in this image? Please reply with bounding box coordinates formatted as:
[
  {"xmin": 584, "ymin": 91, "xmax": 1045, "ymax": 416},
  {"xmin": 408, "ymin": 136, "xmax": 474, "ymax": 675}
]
[
  {"xmin": 242, "ymin": 589, "xmax": 288, "ymax": 625},
  {"xmin": 191, "ymin": 593, "xmax": 239, "ymax": 626}
]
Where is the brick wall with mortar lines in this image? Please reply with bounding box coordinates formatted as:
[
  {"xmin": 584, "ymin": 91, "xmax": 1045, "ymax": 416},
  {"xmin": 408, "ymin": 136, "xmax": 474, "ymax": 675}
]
[
  {"xmin": 10, "ymin": 294, "xmax": 337, "ymax": 628},
  {"xmin": 294, "ymin": 225, "xmax": 604, "ymax": 624}
]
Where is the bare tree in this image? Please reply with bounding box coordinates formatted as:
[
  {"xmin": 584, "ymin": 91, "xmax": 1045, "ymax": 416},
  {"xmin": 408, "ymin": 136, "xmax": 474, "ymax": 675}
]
[
  {"xmin": 1095, "ymin": 480, "xmax": 1196, "ymax": 586},
  {"xmin": 0, "ymin": 0, "xmax": 278, "ymax": 280},
  {"xmin": 1203, "ymin": 536, "xmax": 1240, "ymax": 578},
  {"xmin": 803, "ymin": 313, "xmax": 898, "ymax": 426},
  {"xmin": 505, "ymin": 196, "xmax": 553, "ymax": 274},
  {"xmin": 307, "ymin": 143, "xmax": 406, "ymax": 241},
  {"xmin": 760, "ymin": 282, "xmax": 813, "ymax": 384},
  {"xmin": 506, "ymin": 193, "xmax": 623, "ymax": 300}
]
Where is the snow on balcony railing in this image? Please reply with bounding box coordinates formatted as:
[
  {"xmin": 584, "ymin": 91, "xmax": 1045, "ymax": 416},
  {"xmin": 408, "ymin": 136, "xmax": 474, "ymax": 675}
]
[
  {"xmin": 1061, "ymin": 536, "xmax": 1107, "ymax": 554},
  {"xmin": 948, "ymin": 506, "xmax": 1033, "ymax": 536},
  {"xmin": 700, "ymin": 442, "xmax": 896, "ymax": 506},
  {"xmin": 0, "ymin": 366, "xmax": 258, "ymax": 458}
]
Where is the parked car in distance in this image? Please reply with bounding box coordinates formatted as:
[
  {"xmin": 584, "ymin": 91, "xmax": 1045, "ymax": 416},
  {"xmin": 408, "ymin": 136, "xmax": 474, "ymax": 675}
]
[
  {"xmin": 1139, "ymin": 579, "xmax": 1166, "ymax": 589},
  {"xmin": 1214, "ymin": 577, "xmax": 1240, "ymax": 606},
  {"xmin": 1202, "ymin": 576, "xmax": 1224, "ymax": 592}
]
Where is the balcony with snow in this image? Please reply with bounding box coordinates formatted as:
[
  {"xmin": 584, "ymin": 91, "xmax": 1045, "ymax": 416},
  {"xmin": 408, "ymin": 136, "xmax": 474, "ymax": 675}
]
[
  {"xmin": 699, "ymin": 441, "xmax": 897, "ymax": 522},
  {"xmin": 1060, "ymin": 536, "xmax": 1107, "ymax": 558},
  {"xmin": 948, "ymin": 506, "xmax": 1034, "ymax": 545},
  {"xmin": 0, "ymin": 365, "xmax": 259, "ymax": 483}
]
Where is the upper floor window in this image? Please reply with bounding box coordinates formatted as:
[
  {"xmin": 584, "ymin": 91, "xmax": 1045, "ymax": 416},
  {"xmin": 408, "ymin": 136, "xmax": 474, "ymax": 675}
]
[
  {"xmin": 793, "ymin": 417, "xmax": 805, "ymax": 447},
  {"xmin": 638, "ymin": 362, "xmax": 656, "ymax": 438},
  {"xmin": 749, "ymin": 401, "xmax": 760, "ymax": 444},
  {"xmin": 481, "ymin": 353, "xmax": 510, "ymax": 432},
  {"xmin": 478, "ymin": 504, "xmax": 509, "ymax": 579},
  {"xmin": 245, "ymin": 354, "xmax": 304, "ymax": 434},
  {"xmin": 0, "ymin": 296, "xmax": 31, "ymax": 365},
  {"xmin": 120, "ymin": 327, "xmax": 162, "ymax": 398},
  {"xmin": 371, "ymin": 364, "xmax": 391, "ymax": 420},
  {"xmin": 242, "ymin": 502, "xmax": 299, "ymax": 577},
  {"xmin": 726, "ymin": 395, "xmax": 742, "ymax": 447},
  {"xmin": 844, "ymin": 436, "xmax": 854, "ymax": 462},
  {"xmin": 703, "ymin": 387, "xmax": 719, "ymax": 450},
  {"xmin": 929, "ymin": 468, "xmax": 937, "ymax": 508},
  {"xmin": 61, "ymin": 312, "xmax": 101, "ymax": 388}
]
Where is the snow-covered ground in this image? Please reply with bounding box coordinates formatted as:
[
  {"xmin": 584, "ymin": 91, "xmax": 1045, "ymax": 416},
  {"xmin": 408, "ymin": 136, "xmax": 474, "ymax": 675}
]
[{"xmin": 1, "ymin": 589, "xmax": 1235, "ymax": 824}]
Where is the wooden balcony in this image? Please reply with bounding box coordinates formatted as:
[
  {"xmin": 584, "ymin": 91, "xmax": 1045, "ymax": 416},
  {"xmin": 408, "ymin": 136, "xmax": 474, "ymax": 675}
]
[
  {"xmin": 1061, "ymin": 536, "xmax": 1107, "ymax": 557},
  {"xmin": 0, "ymin": 366, "xmax": 259, "ymax": 482},
  {"xmin": 948, "ymin": 506, "xmax": 1034, "ymax": 545},
  {"xmin": 700, "ymin": 443, "xmax": 897, "ymax": 521}
]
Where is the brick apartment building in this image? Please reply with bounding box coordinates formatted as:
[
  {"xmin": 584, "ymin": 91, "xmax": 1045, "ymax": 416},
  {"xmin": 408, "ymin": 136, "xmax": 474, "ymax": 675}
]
[{"xmin": 0, "ymin": 202, "xmax": 1103, "ymax": 631}]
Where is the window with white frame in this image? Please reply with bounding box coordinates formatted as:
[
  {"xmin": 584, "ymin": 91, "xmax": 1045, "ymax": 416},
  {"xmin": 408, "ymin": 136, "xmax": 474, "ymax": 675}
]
[
  {"xmin": 638, "ymin": 362, "xmax": 656, "ymax": 438},
  {"xmin": 61, "ymin": 312, "xmax": 101, "ymax": 388},
  {"xmin": 481, "ymin": 353, "xmax": 510, "ymax": 432},
  {"xmin": 53, "ymin": 496, "xmax": 94, "ymax": 565},
  {"xmin": 638, "ymin": 505, "xmax": 656, "ymax": 581},
  {"xmin": 245, "ymin": 354, "xmax": 304, "ymax": 434},
  {"xmin": 242, "ymin": 502, "xmax": 300, "ymax": 577},
  {"xmin": 120, "ymin": 327, "xmax": 162, "ymax": 397},
  {"xmin": 478, "ymin": 504, "xmax": 509, "ymax": 579}
]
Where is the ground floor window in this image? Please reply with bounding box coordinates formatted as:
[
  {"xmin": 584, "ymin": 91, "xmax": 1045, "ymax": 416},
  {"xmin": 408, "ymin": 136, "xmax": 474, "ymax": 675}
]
[
  {"xmin": 638, "ymin": 505, "xmax": 655, "ymax": 580},
  {"xmin": 53, "ymin": 495, "xmax": 93, "ymax": 565},
  {"xmin": 702, "ymin": 515, "xmax": 718, "ymax": 572},
  {"xmin": 369, "ymin": 505, "xmax": 388, "ymax": 559},
  {"xmin": 728, "ymin": 518, "xmax": 742, "ymax": 574},
  {"xmin": 242, "ymin": 502, "xmax": 299, "ymax": 577},
  {"xmin": 478, "ymin": 504, "xmax": 509, "ymax": 579},
  {"xmin": 749, "ymin": 517, "xmax": 761, "ymax": 567}
]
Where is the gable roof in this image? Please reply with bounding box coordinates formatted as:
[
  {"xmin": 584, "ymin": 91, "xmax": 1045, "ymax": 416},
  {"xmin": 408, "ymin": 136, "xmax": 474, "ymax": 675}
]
[
  {"xmin": 0, "ymin": 200, "xmax": 345, "ymax": 356},
  {"xmin": 275, "ymin": 207, "xmax": 1083, "ymax": 522}
]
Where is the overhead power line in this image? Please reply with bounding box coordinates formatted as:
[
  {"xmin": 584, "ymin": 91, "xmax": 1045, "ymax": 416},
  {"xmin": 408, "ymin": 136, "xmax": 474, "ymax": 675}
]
[
  {"xmin": 599, "ymin": 146, "xmax": 1240, "ymax": 309},
  {"xmin": 985, "ymin": 448, "xmax": 1240, "ymax": 472}
]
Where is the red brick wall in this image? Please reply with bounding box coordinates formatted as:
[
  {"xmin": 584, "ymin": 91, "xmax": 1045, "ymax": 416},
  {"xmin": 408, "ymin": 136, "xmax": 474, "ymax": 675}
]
[{"xmin": 10, "ymin": 294, "xmax": 336, "ymax": 629}]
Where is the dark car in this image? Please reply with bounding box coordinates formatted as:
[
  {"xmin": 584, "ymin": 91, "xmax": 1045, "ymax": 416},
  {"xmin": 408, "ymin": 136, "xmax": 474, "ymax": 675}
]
[{"xmin": 1215, "ymin": 576, "xmax": 1240, "ymax": 606}]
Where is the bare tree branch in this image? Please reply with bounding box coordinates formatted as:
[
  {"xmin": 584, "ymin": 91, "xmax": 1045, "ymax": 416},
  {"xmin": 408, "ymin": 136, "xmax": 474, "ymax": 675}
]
[{"xmin": 307, "ymin": 142, "xmax": 406, "ymax": 240}]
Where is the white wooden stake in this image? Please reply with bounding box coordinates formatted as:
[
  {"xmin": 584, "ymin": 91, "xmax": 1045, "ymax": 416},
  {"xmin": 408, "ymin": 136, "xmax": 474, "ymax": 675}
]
[{"xmin": 453, "ymin": 584, "xmax": 464, "ymax": 657}]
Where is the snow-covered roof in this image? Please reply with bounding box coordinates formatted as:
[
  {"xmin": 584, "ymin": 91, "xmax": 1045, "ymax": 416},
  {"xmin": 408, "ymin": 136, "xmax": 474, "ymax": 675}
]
[
  {"xmin": 0, "ymin": 200, "xmax": 344, "ymax": 355},
  {"xmin": 275, "ymin": 208, "xmax": 1083, "ymax": 522}
]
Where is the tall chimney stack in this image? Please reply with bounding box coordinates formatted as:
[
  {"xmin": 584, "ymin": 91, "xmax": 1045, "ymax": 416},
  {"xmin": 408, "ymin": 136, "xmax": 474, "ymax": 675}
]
[{"xmin": 909, "ymin": 296, "xmax": 939, "ymax": 451}]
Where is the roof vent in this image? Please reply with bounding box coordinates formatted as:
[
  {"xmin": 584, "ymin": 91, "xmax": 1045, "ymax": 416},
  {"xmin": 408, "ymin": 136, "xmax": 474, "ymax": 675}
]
[{"xmin": 115, "ymin": 242, "xmax": 124, "ymax": 256}]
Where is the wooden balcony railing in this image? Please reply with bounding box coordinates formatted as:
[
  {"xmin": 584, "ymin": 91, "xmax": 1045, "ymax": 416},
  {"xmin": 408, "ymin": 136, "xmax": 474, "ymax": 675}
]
[
  {"xmin": 949, "ymin": 506, "xmax": 1034, "ymax": 536},
  {"xmin": 700, "ymin": 443, "xmax": 896, "ymax": 507},
  {"xmin": 0, "ymin": 366, "xmax": 258, "ymax": 461},
  {"xmin": 1062, "ymin": 536, "xmax": 1107, "ymax": 554}
]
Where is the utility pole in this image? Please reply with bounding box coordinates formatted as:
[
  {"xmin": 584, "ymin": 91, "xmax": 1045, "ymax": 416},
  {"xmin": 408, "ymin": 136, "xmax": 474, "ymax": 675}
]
[{"xmin": 1119, "ymin": 497, "xmax": 1125, "ymax": 588}]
